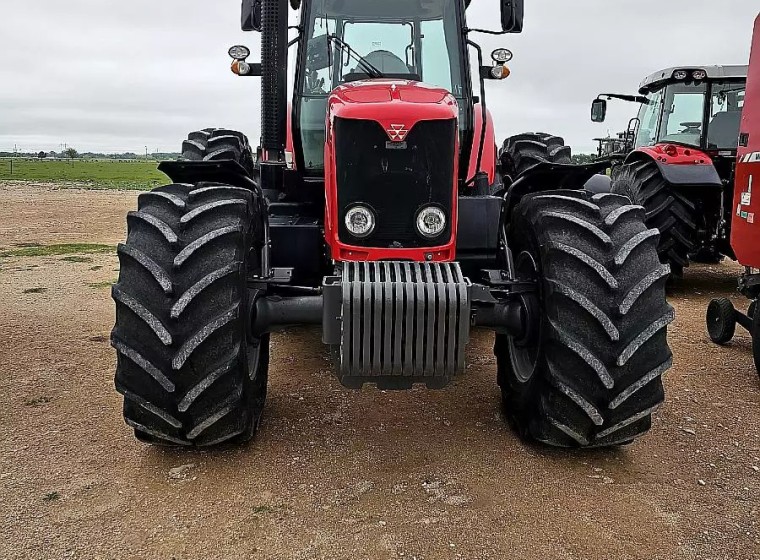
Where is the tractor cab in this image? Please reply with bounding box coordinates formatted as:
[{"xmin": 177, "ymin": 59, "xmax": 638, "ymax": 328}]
[
  {"xmin": 294, "ymin": 0, "xmax": 473, "ymax": 175},
  {"xmin": 634, "ymin": 67, "xmax": 747, "ymax": 157},
  {"xmin": 593, "ymin": 66, "xmax": 747, "ymax": 158},
  {"xmin": 591, "ymin": 66, "xmax": 747, "ymax": 157}
]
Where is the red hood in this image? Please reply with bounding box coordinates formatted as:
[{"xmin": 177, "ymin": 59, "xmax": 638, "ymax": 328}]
[{"xmin": 327, "ymin": 80, "xmax": 459, "ymax": 132}]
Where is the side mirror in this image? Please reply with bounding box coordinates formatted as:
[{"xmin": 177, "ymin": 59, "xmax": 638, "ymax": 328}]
[
  {"xmin": 501, "ymin": 0, "xmax": 524, "ymax": 33},
  {"xmin": 241, "ymin": 0, "xmax": 262, "ymax": 32},
  {"xmin": 591, "ymin": 99, "xmax": 607, "ymax": 123}
]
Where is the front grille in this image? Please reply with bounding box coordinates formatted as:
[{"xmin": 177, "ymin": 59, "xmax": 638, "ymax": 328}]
[
  {"xmin": 337, "ymin": 261, "xmax": 470, "ymax": 387},
  {"xmin": 334, "ymin": 117, "xmax": 456, "ymax": 248}
]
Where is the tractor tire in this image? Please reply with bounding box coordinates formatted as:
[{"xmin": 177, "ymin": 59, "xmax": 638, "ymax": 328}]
[
  {"xmin": 181, "ymin": 128, "xmax": 256, "ymax": 178},
  {"xmin": 499, "ymin": 132, "xmax": 572, "ymax": 181},
  {"xmin": 495, "ymin": 190, "xmax": 673, "ymax": 447},
  {"xmin": 611, "ymin": 159, "xmax": 699, "ymax": 277},
  {"xmin": 111, "ymin": 182, "xmax": 269, "ymax": 446},
  {"xmin": 706, "ymin": 298, "xmax": 736, "ymax": 345}
]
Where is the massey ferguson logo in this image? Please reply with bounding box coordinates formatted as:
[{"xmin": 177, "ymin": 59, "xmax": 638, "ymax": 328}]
[{"xmin": 386, "ymin": 124, "xmax": 409, "ymax": 142}]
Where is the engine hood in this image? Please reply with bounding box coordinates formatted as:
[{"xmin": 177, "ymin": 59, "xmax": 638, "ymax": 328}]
[{"xmin": 327, "ymin": 80, "xmax": 459, "ymax": 133}]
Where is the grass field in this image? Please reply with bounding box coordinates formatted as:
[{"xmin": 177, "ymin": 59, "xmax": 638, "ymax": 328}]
[{"xmin": 0, "ymin": 159, "xmax": 168, "ymax": 190}]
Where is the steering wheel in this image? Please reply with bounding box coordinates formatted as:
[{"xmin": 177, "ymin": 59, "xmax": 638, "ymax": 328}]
[{"xmin": 680, "ymin": 121, "xmax": 702, "ymax": 133}]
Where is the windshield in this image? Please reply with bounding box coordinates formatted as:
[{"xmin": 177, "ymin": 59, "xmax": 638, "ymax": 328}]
[
  {"xmin": 634, "ymin": 90, "xmax": 664, "ymax": 148},
  {"xmin": 297, "ymin": 0, "xmax": 465, "ymax": 172},
  {"xmin": 303, "ymin": 0, "xmax": 463, "ymax": 95}
]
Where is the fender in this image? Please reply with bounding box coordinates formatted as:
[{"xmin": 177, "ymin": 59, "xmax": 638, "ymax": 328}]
[
  {"xmin": 624, "ymin": 144, "xmax": 722, "ymax": 188},
  {"xmin": 159, "ymin": 160, "xmax": 260, "ymax": 192},
  {"xmin": 158, "ymin": 159, "xmax": 272, "ymax": 276},
  {"xmin": 503, "ymin": 160, "xmax": 610, "ymax": 219},
  {"xmin": 466, "ymin": 103, "xmax": 497, "ymax": 185}
]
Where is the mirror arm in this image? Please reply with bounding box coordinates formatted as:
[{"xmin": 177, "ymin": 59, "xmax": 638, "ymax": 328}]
[
  {"xmin": 598, "ymin": 93, "xmax": 649, "ymax": 105},
  {"xmin": 287, "ymin": 25, "xmax": 303, "ymax": 48},
  {"xmin": 464, "ymin": 27, "xmax": 508, "ymax": 36}
]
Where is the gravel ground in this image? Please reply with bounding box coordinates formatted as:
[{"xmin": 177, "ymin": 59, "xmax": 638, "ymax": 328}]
[{"xmin": 1, "ymin": 183, "xmax": 758, "ymax": 560}]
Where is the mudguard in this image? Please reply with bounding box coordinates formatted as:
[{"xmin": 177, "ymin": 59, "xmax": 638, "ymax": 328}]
[
  {"xmin": 624, "ymin": 145, "xmax": 722, "ymax": 188},
  {"xmin": 159, "ymin": 160, "xmax": 260, "ymax": 192},
  {"xmin": 503, "ymin": 160, "xmax": 609, "ymax": 218}
]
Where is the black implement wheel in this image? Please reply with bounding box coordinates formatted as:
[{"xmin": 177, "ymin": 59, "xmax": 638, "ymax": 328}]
[
  {"xmin": 495, "ymin": 190, "xmax": 673, "ymax": 447},
  {"xmin": 706, "ymin": 298, "xmax": 737, "ymax": 345},
  {"xmin": 181, "ymin": 128, "xmax": 255, "ymax": 178},
  {"xmin": 612, "ymin": 159, "xmax": 699, "ymax": 276},
  {"xmin": 499, "ymin": 132, "xmax": 572, "ymax": 181},
  {"xmin": 111, "ymin": 182, "xmax": 269, "ymax": 446}
]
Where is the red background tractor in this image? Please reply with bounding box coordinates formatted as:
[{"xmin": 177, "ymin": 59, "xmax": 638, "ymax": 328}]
[
  {"xmin": 591, "ymin": 65, "xmax": 747, "ymax": 276},
  {"xmin": 707, "ymin": 12, "xmax": 760, "ymax": 374}
]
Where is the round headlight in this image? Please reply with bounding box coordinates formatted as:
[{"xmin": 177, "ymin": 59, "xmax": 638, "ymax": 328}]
[
  {"xmin": 491, "ymin": 48, "xmax": 513, "ymax": 63},
  {"xmin": 416, "ymin": 206, "xmax": 446, "ymax": 239},
  {"xmin": 228, "ymin": 45, "xmax": 251, "ymax": 61},
  {"xmin": 345, "ymin": 206, "xmax": 375, "ymax": 238},
  {"xmin": 673, "ymin": 70, "xmax": 688, "ymax": 80},
  {"xmin": 692, "ymin": 69, "xmax": 707, "ymax": 81}
]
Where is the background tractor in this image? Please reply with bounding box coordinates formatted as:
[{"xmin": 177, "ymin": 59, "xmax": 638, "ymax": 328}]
[
  {"xmin": 592, "ymin": 65, "xmax": 748, "ymax": 275},
  {"xmin": 110, "ymin": 0, "xmax": 673, "ymax": 448},
  {"xmin": 707, "ymin": 13, "xmax": 760, "ymax": 375}
]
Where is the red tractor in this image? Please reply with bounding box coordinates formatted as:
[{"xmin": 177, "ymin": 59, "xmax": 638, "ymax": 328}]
[
  {"xmin": 111, "ymin": 0, "xmax": 673, "ymax": 448},
  {"xmin": 707, "ymin": 13, "xmax": 760, "ymax": 374},
  {"xmin": 591, "ymin": 65, "xmax": 748, "ymax": 275}
]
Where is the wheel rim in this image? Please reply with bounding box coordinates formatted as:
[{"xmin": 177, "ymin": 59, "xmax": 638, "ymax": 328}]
[{"xmin": 508, "ymin": 251, "xmax": 541, "ymax": 383}]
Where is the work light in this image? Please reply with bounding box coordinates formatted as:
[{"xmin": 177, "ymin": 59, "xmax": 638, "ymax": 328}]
[
  {"xmin": 491, "ymin": 48, "xmax": 513, "ymax": 63},
  {"xmin": 228, "ymin": 45, "xmax": 251, "ymax": 61}
]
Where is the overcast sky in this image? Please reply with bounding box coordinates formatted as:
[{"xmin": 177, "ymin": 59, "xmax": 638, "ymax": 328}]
[{"xmin": 0, "ymin": 1, "xmax": 757, "ymax": 154}]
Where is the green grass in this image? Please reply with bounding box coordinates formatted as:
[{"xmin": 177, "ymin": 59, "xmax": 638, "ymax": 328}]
[
  {"xmin": 0, "ymin": 243, "xmax": 114, "ymax": 258},
  {"xmin": 0, "ymin": 159, "xmax": 167, "ymax": 190}
]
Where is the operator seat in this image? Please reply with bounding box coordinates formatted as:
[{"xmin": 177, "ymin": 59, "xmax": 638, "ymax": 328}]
[
  {"xmin": 708, "ymin": 111, "xmax": 742, "ymax": 148},
  {"xmin": 363, "ymin": 50, "xmax": 411, "ymax": 74}
]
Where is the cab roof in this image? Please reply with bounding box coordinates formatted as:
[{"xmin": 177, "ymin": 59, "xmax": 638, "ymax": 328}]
[{"xmin": 639, "ymin": 65, "xmax": 748, "ymax": 94}]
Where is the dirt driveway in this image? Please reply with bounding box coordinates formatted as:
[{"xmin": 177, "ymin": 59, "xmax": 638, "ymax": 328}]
[{"xmin": 1, "ymin": 183, "xmax": 758, "ymax": 560}]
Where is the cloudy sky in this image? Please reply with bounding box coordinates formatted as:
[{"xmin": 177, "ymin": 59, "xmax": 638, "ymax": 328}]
[{"xmin": 0, "ymin": 1, "xmax": 757, "ymax": 154}]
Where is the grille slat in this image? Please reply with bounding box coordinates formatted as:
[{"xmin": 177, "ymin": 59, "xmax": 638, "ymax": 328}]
[{"xmin": 335, "ymin": 118, "xmax": 456, "ymax": 248}]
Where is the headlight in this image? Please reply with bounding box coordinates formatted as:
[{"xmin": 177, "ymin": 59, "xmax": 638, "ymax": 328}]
[
  {"xmin": 344, "ymin": 206, "xmax": 375, "ymax": 238},
  {"xmin": 416, "ymin": 206, "xmax": 446, "ymax": 239},
  {"xmin": 692, "ymin": 69, "xmax": 707, "ymax": 80},
  {"xmin": 228, "ymin": 45, "xmax": 250, "ymax": 61},
  {"xmin": 673, "ymin": 70, "xmax": 688, "ymax": 80},
  {"xmin": 491, "ymin": 48, "xmax": 513, "ymax": 63}
]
